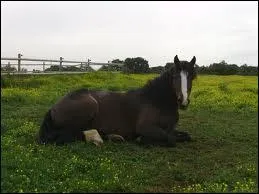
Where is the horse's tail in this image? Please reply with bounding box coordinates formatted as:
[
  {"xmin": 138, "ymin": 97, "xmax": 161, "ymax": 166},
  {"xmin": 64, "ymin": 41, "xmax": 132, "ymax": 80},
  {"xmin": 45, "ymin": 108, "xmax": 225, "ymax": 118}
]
[
  {"xmin": 37, "ymin": 109, "xmax": 54, "ymax": 144},
  {"xmin": 41, "ymin": 109, "xmax": 53, "ymax": 130},
  {"xmin": 37, "ymin": 109, "xmax": 85, "ymax": 144}
]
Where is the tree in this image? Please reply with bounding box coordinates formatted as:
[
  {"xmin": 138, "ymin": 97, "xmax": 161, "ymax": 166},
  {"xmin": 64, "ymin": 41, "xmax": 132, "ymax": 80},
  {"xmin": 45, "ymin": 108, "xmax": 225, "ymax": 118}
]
[
  {"xmin": 44, "ymin": 65, "xmax": 60, "ymax": 72},
  {"xmin": 99, "ymin": 64, "xmax": 122, "ymax": 71},
  {"xmin": 63, "ymin": 66, "xmax": 82, "ymax": 72},
  {"xmin": 1, "ymin": 63, "xmax": 17, "ymax": 72},
  {"xmin": 21, "ymin": 68, "xmax": 28, "ymax": 73},
  {"xmin": 123, "ymin": 57, "xmax": 149, "ymax": 73},
  {"xmin": 33, "ymin": 69, "xmax": 41, "ymax": 73},
  {"xmin": 98, "ymin": 59, "xmax": 124, "ymax": 72},
  {"xmin": 194, "ymin": 61, "xmax": 257, "ymax": 76},
  {"xmin": 44, "ymin": 65, "xmax": 94, "ymax": 72},
  {"xmin": 239, "ymin": 64, "xmax": 257, "ymax": 75},
  {"xmin": 111, "ymin": 59, "xmax": 124, "ymax": 64},
  {"xmin": 149, "ymin": 66, "xmax": 165, "ymax": 74}
]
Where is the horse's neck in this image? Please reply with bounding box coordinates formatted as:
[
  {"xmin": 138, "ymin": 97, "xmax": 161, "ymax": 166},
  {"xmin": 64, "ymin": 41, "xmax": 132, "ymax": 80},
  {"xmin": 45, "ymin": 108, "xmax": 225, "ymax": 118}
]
[{"xmin": 140, "ymin": 79, "xmax": 178, "ymax": 111}]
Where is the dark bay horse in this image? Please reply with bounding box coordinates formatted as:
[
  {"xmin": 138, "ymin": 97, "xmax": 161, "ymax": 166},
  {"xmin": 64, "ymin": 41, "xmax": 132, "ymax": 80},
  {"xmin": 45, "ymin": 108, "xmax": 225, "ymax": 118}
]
[{"xmin": 37, "ymin": 55, "xmax": 197, "ymax": 147}]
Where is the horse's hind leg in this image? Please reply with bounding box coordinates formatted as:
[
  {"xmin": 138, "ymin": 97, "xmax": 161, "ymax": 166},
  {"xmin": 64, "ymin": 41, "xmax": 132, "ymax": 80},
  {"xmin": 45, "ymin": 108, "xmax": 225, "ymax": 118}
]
[
  {"xmin": 50, "ymin": 92, "xmax": 99, "ymax": 145},
  {"xmin": 82, "ymin": 129, "xmax": 104, "ymax": 146},
  {"xmin": 54, "ymin": 129, "xmax": 105, "ymax": 146}
]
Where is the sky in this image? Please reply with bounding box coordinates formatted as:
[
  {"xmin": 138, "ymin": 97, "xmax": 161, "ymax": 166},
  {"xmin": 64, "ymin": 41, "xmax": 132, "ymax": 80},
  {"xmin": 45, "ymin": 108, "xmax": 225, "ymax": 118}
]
[{"xmin": 1, "ymin": 1, "xmax": 258, "ymax": 71}]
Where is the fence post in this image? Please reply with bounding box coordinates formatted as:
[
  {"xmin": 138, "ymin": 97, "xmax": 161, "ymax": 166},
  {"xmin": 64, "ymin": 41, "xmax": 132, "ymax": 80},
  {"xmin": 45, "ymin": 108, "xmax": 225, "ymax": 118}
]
[
  {"xmin": 43, "ymin": 62, "xmax": 45, "ymax": 72},
  {"xmin": 59, "ymin": 57, "xmax": 63, "ymax": 72},
  {"xmin": 18, "ymin": 53, "xmax": 22, "ymax": 72},
  {"xmin": 86, "ymin": 59, "xmax": 91, "ymax": 71},
  {"xmin": 7, "ymin": 62, "xmax": 11, "ymax": 74},
  {"xmin": 108, "ymin": 61, "xmax": 111, "ymax": 72},
  {"xmin": 80, "ymin": 62, "xmax": 83, "ymax": 71}
]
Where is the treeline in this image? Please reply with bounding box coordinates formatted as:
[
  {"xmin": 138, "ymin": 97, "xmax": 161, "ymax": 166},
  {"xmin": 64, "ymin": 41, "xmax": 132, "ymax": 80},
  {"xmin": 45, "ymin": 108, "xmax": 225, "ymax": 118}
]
[
  {"xmin": 119, "ymin": 57, "xmax": 257, "ymax": 76},
  {"xmin": 194, "ymin": 61, "xmax": 258, "ymax": 76},
  {"xmin": 104, "ymin": 57, "xmax": 258, "ymax": 76},
  {"xmin": 44, "ymin": 65, "xmax": 95, "ymax": 72},
  {"xmin": 1, "ymin": 57, "xmax": 257, "ymax": 76}
]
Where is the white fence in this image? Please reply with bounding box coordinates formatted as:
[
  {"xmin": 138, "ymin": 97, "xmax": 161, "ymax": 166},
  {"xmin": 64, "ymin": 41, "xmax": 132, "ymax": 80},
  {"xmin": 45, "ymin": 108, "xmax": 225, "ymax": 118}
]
[{"xmin": 1, "ymin": 54, "xmax": 124, "ymax": 75}]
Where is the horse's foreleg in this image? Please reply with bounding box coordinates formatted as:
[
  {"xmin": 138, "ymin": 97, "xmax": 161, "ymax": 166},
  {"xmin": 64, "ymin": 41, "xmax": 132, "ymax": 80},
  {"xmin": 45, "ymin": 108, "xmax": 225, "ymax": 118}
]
[
  {"xmin": 167, "ymin": 127, "xmax": 191, "ymax": 142},
  {"xmin": 136, "ymin": 125, "xmax": 176, "ymax": 147},
  {"xmin": 173, "ymin": 130, "xmax": 191, "ymax": 142},
  {"xmin": 166, "ymin": 124, "xmax": 191, "ymax": 142},
  {"xmin": 106, "ymin": 134, "xmax": 125, "ymax": 143}
]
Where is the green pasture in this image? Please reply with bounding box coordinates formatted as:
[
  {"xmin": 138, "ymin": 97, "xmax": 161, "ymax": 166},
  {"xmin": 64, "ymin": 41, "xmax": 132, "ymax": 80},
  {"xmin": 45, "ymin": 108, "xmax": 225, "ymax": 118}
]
[{"xmin": 1, "ymin": 72, "xmax": 258, "ymax": 192}]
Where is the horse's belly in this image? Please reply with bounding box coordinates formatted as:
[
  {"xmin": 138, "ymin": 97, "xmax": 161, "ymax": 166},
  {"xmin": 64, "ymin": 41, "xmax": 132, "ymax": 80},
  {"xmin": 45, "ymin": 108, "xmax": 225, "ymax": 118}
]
[{"xmin": 92, "ymin": 109, "xmax": 136, "ymax": 139}]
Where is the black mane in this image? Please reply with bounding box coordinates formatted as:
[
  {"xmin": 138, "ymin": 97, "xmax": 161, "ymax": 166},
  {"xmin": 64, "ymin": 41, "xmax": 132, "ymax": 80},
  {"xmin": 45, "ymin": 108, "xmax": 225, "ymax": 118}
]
[{"xmin": 137, "ymin": 70, "xmax": 178, "ymax": 110}]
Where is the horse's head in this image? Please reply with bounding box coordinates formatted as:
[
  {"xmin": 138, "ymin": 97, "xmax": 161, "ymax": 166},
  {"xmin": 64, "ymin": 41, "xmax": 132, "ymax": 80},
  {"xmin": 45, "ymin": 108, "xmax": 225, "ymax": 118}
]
[{"xmin": 171, "ymin": 55, "xmax": 197, "ymax": 109}]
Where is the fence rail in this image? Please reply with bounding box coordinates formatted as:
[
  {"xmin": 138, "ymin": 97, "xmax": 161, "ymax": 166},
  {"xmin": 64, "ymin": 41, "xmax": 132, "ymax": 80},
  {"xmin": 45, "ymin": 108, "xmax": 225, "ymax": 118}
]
[{"xmin": 1, "ymin": 53, "xmax": 124, "ymax": 75}]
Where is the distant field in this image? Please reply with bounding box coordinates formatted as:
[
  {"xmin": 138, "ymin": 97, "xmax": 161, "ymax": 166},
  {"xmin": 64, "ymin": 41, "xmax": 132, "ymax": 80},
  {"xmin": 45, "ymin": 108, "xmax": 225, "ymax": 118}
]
[{"xmin": 1, "ymin": 72, "xmax": 258, "ymax": 192}]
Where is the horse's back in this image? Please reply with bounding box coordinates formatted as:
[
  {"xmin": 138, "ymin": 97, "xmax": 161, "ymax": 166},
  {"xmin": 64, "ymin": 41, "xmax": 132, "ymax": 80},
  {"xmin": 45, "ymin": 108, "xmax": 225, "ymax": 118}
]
[{"xmin": 51, "ymin": 89, "xmax": 98, "ymax": 129}]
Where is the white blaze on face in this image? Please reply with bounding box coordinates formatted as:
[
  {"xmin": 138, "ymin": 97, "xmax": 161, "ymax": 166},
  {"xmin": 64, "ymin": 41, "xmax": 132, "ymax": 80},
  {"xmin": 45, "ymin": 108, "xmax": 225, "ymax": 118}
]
[{"xmin": 180, "ymin": 71, "xmax": 188, "ymax": 106}]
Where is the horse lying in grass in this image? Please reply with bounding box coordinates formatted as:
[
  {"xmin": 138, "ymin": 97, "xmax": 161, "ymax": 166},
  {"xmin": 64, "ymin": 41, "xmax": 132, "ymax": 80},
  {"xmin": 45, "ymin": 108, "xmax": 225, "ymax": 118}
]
[{"xmin": 37, "ymin": 55, "xmax": 197, "ymax": 147}]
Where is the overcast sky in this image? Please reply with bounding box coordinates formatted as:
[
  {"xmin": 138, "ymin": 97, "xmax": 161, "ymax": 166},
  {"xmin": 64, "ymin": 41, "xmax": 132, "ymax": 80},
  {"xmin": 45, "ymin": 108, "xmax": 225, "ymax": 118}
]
[{"xmin": 1, "ymin": 1, "xmax": 258, "ymax": 68}]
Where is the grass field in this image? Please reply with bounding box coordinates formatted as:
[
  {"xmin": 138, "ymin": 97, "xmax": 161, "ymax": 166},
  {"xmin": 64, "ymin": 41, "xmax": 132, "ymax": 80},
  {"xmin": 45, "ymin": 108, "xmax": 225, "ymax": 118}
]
[{"xmin": 1, "ymin": 72, "xmax": 258, "ymax": 192}]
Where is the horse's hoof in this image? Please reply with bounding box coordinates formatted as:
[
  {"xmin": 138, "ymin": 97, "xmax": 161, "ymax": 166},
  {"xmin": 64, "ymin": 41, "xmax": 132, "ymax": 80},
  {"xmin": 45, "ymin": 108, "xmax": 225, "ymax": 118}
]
[
  {"xmin": 107, "ymin": 134, "xmax": 125, "ymax": 143},
  {"xmin": 135, "ymin": 136, "xmax": 142, "ymax": 143},
  {"xmin": 175, "ymin": 131, "xmax": 192, "ymax": 142},
  {"xmin": 180, "ymin": 133, "xmax": 191, "ymax": 142},
  {"xmin": 83, "ymin": 129, "xmax": 104, "ymax": 146}
]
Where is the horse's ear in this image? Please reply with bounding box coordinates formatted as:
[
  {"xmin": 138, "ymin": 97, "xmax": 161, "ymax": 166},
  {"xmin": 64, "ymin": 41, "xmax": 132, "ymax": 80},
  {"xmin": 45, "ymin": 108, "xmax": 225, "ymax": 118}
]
[
  {"xmin": 190, "ymin": 56, "xmax": 196, "ymax": 66},
  {"xmin": 174, "ymin": 55, "xmax": 180, "ymax": 69}
]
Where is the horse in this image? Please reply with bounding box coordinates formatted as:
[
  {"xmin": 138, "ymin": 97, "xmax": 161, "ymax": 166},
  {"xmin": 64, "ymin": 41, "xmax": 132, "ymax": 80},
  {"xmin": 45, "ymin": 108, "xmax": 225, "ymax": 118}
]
[{"xmin": 37, "ymin": 55, "xmax": 197, "ymax": 147}]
